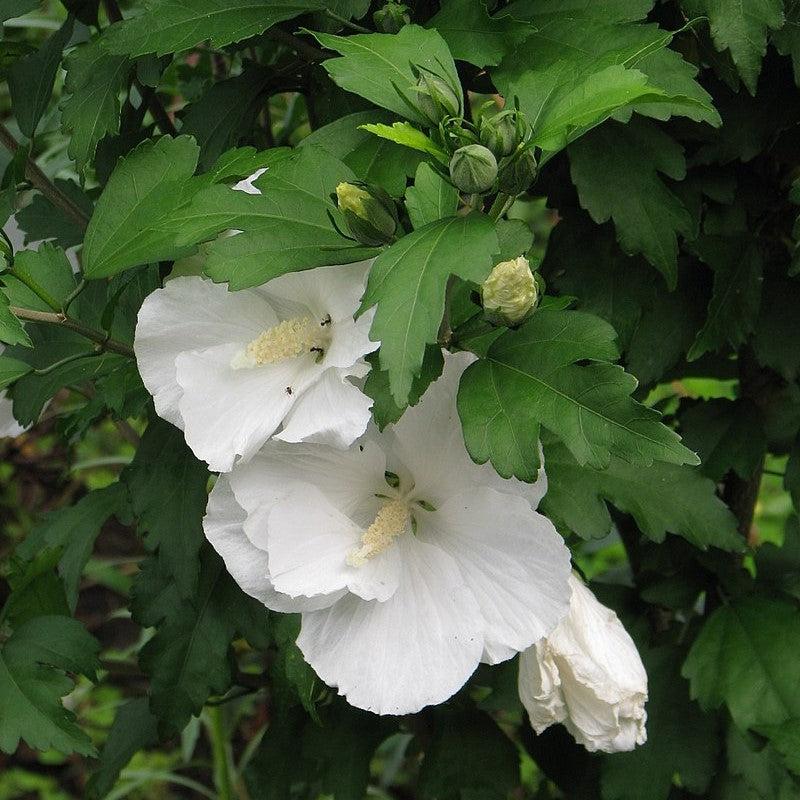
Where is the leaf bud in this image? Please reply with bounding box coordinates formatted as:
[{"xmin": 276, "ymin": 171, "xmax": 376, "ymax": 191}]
[
  {"xmin": 415, "ymin": 68, "xmax": 461, "ymax": 125},
  {"xmin": 335, "ymin": 182, "xmax": 398, "ymax": 247},
  {"xmin": 480, "ymin": 112, "xmax": 518, "ymax": 158},
  {"xmin": 497, "ymin": 148, "xmax": 538, "ymax": 195},
  {"xmin": 449, "ymin": 144, "xmax": 498, "ymax": 194},
  {"xmin": 373, "ymin": 2, "xmax": 411, "ymax": 33},
  {"xmin": 481, "ymin": 255, "xmax": 538, "ymax": 325}
]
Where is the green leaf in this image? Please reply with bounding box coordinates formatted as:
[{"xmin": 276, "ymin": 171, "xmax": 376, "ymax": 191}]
[
  {"xmin": 359, "ymin": 121, "xmax": 449, "ymax": 164},
  {"xmin": 60, "ymin": 38, "xmax": 131, "ymax": 174},
  {"xmin": 758, "ymin": 719, "xmax": 800, "ymax": 775},
  {"xmin": 418, "ymin": 709, "xmax": 520, "ymax": 800},
  {"xmin": 684, "ymin": 0, "xmax": 785, "ymax": 93},
  {"xmin": 753, "ymin": 276, "xmax": 800, "ymax": 381},
  {"xmin": 361, "ymin": 213, "xmax": 499, "ymax": 404},
  {"xmin": 16, "ymin": 179, "xmax": 93, "ymax": 249},
  {"xmin": 569, "ymin": 118, "xmax": 693, "ymax": 288},
  {"xmin": 301, "ymin": 111, "xmax": 423, "ymax": 196},
  {"xmin": 0, "ymin": 616, "xmax": 99, "ymax": 756},
  {"xmin": 492, "ymin": 15, "xmax": 716, "ymax": 156},
  {"xmin": 0, "ymin": 355, "xmax": 32, "ymax": 389},
  {"xmin": 272, "ymin": 614, "xmax": 323, "ymax": 722},
  {"xmin": 427, "ymin": 0, "xmax": 534, "ymax": 67},
  {"xmin": 123, "ymin": 417, "xmax": 209, "ymax": 598},
  {"xmin": 364, "ymin": 345, "xmax": 444, "ymax": 429},
  {"xmin": 15, "ymin": 483, "xmax": 128, "ymax": 610},
  {"xmin": 683, "ymin": 594, "xmax": 800, "ymax": 731},
  {"xmin": 687, "ymin": 233, "xmax": 763, "ymax": 360},
  {"xmin": 458, "ymin": 308, "xmax": 699, "ymax": 479},
  {"xmin": 180, "ymin": 63, "xmax": 274, "ymax": 173},
  {"xmin": 102, "ymin": 0, "xmax": 326, "ymax": 57},
  {"xmin": 5, "ymin": 550, "xmax": 70, "ymax": 627},
  {"xmin": 541, "ymin": 438, "xmax": 742, "ymax": 550},
  {"xmin": 134, "ymin": 546, "xmax": 258, "ymax": 735},
  {"xmin": 199, "ymin": 146, "xmax": 378, "ymax": 289},
  {"xmin": 86, "ymin": 698, "xmax": 159, "ymax": 800},
  {"xmin": 405, "ymin": 162, "xmax": 458, "ymax": 229},
  {"xmin": 601, "ymin": 646, "xmax": 719, "ymax": 800},
  {"xmin": 83, "ymin": 135, "xmax": 241, "ymax": 279},
  {"xmin": 679, "ymin": 399, "xmax": 766, "ymax": 481},
  {"xmin": 0, "ymin": 292, "xmax": 31, "ymax": 347},
  {"xmin": 313, "ymin": 25, "xmax": 462, "ymax": 127},
  {"xmin": 756, "ymin": 516, "xmax": 800, "ymax": 599},
  {"xmin": 0, "ymin": 0, "xmax": 40, "ymax": 22},
  {"xmin": 8, "ymin": 15, "xmax": 74, "ymax": 138},
  {"xmin": 4, "ymin": 242, "xmax": 76, "ymax": 311}
]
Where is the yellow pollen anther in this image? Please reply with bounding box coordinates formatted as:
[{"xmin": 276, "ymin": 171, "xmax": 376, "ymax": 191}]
[
  {"xmin": 347, "ymin": 499, "xmax": 410, "ymax": 566},
  {"xmin": 237, "ymin": 316, "xmax": 328, "ymax": 367}
]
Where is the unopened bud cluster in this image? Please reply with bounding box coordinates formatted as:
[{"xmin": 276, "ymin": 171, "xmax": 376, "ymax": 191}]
[{"xmin": 373, "ymin": 2, "xmax": 411, "ymax": 33}]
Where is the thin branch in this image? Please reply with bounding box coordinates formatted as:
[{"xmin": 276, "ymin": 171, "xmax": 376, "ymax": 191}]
[
  {"xmin": 10, "ymin": 306, "xmax": 135, "ymax": 357},
  {"xmin": 266, "ymin": 28, "xmax": 327, "ymax": 62},
  {"xmin": 325, "ymin": 9, "xmax": 371, "ymax": 33},
  {"xmin": 0, "ymin": 123, "xmax": 89, "ymax": 231}
]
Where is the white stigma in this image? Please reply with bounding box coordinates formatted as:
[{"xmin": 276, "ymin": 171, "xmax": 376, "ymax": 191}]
[
  {"xmin": 232, "ymin": 315, "xmax": 329, "ymax": 369},
  {"xmin": 347, "ymin": 499, "xmax": 410, "ymax": 566}
]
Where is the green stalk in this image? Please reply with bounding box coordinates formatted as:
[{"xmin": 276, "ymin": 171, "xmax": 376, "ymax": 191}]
[{"xmin": 207, "ymin": 706, "xmax": 234, "ymax": 800}]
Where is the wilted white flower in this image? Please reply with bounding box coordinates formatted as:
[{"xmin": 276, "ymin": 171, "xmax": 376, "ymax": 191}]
[
  {"xmin": 204, "ymin": 352, "xmax": 571, "ymax": 715},
  {"xmin": 134, "ymin": 261, "xmax": 378, "ymax": 472},
  {"xmin": 518, "ymin": 572, "xmax": 648, "ymax": 753}
]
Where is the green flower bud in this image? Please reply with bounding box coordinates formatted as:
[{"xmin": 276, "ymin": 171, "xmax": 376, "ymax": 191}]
[
  {"xmin": 336, "ymin": 182, "xmax": 398, "ymax": 247},
  {"xmin": 373, "ymin": 2, "xmax": 411, "ymax": 33},
  {"xmin": 415, "ymin": 69, "xmax": 461, "ymax": 125},
  {"xmin": 449, "ymin": 144, "xmax": 498, "ymax": 194},
  {"xmin": 480, "ymin": 112, "xmax": 518, "ymax": 158},
  {"xmin": 497, "ymin": 148, "xmax": 538, "ymax": 195},
  {"xmin": 481, "ymin": 255, "xmax": 538, "ymax": 325}
]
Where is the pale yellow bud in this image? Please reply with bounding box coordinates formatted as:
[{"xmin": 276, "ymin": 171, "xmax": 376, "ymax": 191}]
[{"xmin": 482, "ymin": 255, "xmax": 538, "ymax": 325}]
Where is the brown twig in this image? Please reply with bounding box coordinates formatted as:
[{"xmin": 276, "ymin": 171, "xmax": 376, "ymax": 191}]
[{"xmin": 0, "ymin": 123, "xmax": 90, "ymax": 231}]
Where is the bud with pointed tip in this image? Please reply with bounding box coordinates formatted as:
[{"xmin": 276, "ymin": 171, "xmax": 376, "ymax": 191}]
[
  {"xmin": 336, "ymin": 182, "xmax": 397, "ymax": 247},
  {"xmin": 498, "ymin": 148, "xmax": 538, "ymax": 195},
  {"xmin": 373, "ymin": 2, "xmax": 411, "ymax": 33},
  {"xmin": 415, "ymin": 68, "xmax": 461, "ymax": 125},
  {"xmin": 481, "ymin": 255, "xmax": 538, "ymax": 325},
  {"xmin": 449, "ymin": 144, "xmax": 497, "ymax": 194},
  {"xmin": 480, "ymin": 112, "xmax": 518, "ymax": 158}
]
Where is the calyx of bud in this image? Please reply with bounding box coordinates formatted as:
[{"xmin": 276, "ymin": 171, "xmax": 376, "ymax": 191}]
[
  {"xmin": 336, "ymin": 182, "xmax": 398, "ymax": 247},
  {"xmin": 373, "ymin": 2, "xmax": 411, "ymax": 33},
  {"xmin": 480, "ymin": 111, "xmax": 518, "ymax": 158},
  {"xmin": 481, "ymin": 255, "xmax": 539, "ymax": 325},
  {"xmin": 449, "ymin": 144, "xmax": 498, "ymax": 194},
  {"xmin": 414, "ymin": 68, "xmax": 461, "ymax": 125},
  {"xmin": 497, "ymin": 148, "xmax": 538, "ymax": 195}
]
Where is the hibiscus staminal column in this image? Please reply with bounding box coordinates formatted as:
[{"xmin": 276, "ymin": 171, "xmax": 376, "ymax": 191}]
[{"xmin": 232, "ymin": 314, "xmax": 331, "ymax": 369}]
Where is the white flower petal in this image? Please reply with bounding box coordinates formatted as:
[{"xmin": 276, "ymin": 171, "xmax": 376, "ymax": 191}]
[
  {"xmin": 258, "ymin": 261, "xmax": 373, "ymax": 323},
  {"xmin": 274, "ymin": 369, "xmax": 373, "ymax": 448},
  {"xmin": 518, "ymin": 643, "xmax": 567, "ymax": 731},
  {"xmin": 421, "ymin": 487, "xmax": 571, "ymax": 664},
  {"xmin": 0, "ymin": 393, "xmax": 24, "ymax": 438},
  {"xmin": 323, "ymin": 308, "xmax": 378, "ymax": 370},
  {"xmin": 297, "ymin": 535, "xmax": 484, "ymax": 715},
  {"xmin": 203, "ymin": 475, "xmax": 343, "ymax": 613},
  {"xmin": 267, "ymin": 486, "xmax": 401, "ymax": 602},
  {"xmin": 390, "ymin": 351, "xmax": 547, "ymax": 509},
  {"xmin": 175, "ymin": 343, "xmax": 321, "ymax": 471},
  {"xmin": 134, "ymin": 277, "xmax": 272, "ymax": 426},
  {"xmin": 228, "ymin": 439, "xmax": 387, "ymax": 537},
  {"xmin": 518, "ymin": 573, "xmax": 648, "ymax": 753}
]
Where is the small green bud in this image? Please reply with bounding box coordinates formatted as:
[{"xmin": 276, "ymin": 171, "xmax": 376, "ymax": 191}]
[
  {"xmin": 497, "ymin": 148, "xmax": 538, "ymax": 195},
  {"xmin": 336, "ymin": 182, "xmax": 397, "ymax": 247},
  {"xmin": 415, "ymin": 69, "xmax": 461, "ymax": 125},
  {"xmin": 373, "ymin": 2, "xmax": 411, "ymax": 33},
  {"xmin": 449, "ymin": 144, "xmax": 498, "ymax": 194},
  {"xmin": 481, "ymin": 255, "xmax": 538, "ymax": 325},
  {"xmin": 480, "ymin": 112, "xmax": 517, "ymax": 158}
]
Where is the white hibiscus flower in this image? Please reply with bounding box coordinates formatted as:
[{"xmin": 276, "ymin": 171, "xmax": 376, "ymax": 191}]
[
  {"xmin": 518, "ymin": 572, "xmax": 648, "ymax": 753},
  {"xmin": 203, "ymin": 351, "xmax": 572, "ymax": 715},
  {"xmin": 134, "ymin": 261, "xmax": 378, "ymax": 472}
]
